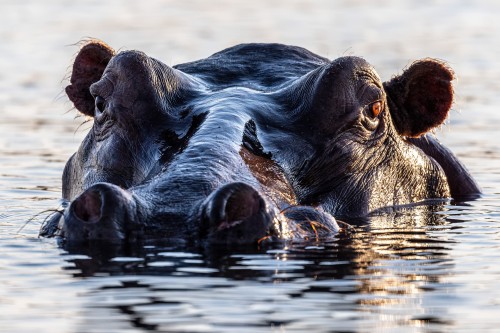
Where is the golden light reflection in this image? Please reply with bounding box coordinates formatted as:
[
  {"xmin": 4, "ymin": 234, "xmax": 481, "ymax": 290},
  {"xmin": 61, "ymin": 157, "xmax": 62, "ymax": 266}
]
[{"xmin": 334, "ymin": 205, "xmax": 452, "ymax": 329}]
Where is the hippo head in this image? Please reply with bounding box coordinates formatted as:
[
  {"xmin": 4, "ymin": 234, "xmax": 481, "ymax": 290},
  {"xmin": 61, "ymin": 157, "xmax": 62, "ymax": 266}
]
[{"xmin": 41, "ymin": 40, "xmax": 478, "ymax": 245}]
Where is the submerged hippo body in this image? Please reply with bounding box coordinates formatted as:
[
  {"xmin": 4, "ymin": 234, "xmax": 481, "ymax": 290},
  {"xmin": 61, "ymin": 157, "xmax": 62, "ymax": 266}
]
[{"xmin": 41, "ymin": 40, "xmax": 479, "ymax": 245}]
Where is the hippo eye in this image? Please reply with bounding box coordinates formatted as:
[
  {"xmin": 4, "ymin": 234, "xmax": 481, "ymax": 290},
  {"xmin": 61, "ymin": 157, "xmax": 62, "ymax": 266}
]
[
  {"xmin": 369, "ymin": 101, "xmax": 383, "ymax": 118},
  {"xmin": 95, "ymin": 96, "xmax": 106, "ymax": 114}
]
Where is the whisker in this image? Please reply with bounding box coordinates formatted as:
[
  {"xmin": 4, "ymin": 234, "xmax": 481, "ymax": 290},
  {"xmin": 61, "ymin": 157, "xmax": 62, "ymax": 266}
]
[{"xmin": 18, "ymin": 209, "xmax": 62, "ymax": 234}]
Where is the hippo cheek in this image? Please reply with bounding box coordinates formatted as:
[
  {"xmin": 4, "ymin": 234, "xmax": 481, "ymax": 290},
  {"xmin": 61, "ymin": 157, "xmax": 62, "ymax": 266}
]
[
  {"xmin": 61, "ymin": 183, "xmax": 137, "ymax": 242},
  {"xmin": 201, "ymin": 182, "xmax": 274, "ymax": 245}
]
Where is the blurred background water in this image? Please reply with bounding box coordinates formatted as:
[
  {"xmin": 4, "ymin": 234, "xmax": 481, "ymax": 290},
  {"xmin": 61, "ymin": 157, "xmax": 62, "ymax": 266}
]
[{"xmin": 0, "ymin": 0, "xmax": 499, "ymax": 332}]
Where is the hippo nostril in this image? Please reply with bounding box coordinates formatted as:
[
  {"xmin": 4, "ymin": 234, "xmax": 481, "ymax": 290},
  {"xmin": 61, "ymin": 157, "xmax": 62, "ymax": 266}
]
[
  {"xmin": 225, "ymin": 186, "xmax": 263, "ymax": 222},
  {"xmin": 202, "ymin": 182, "xmax": 267, "ymax": 232},
  {"xmin": 202, "ymin": 182, "xmax": 272, "ymax": 245},
  {"xmin": 72, "ymin": 190, "xmax": 102, "ymax": 223}
]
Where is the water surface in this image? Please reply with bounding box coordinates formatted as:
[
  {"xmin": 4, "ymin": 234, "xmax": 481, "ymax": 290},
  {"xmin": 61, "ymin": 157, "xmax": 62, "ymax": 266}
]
[{"xmin": 1, "ymin": 1, "xmax": 499, "ymax": 332}]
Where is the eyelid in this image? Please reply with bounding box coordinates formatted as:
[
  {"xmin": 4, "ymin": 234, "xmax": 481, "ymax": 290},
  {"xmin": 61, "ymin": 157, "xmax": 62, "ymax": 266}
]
[
  {"xmin": 89, "ymin": 83, "xmax": 99, "ymax": 98},
  {"xmin": 89, "ymin": 77, "xmax": 113, "ymax": 98}
]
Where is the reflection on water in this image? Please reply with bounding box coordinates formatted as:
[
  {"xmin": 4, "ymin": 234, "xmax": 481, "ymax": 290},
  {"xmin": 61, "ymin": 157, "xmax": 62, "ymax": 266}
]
[
  {"xmin": 1, "ymin": 0, "xmax": 500, "ymax": 332},
  {"xmin": 35, "ymin": 204, "xmax": 470, "ymax": 332}
]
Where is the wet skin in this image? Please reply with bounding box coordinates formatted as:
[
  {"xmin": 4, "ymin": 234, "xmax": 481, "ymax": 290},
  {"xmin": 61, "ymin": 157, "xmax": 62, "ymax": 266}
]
[{"xmin": 41, "ymin": 41, "xmax": 480, "ymax": 245}]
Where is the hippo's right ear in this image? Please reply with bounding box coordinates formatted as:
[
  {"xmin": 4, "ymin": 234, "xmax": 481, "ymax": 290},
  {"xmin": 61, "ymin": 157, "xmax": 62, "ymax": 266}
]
[
  {"xmin": 65, "ymin": 40, "xmax": 115, "ymax": 116},
  {"xmin": 383, "ymin": 59, "xmax": 454, "ymax": 138}
]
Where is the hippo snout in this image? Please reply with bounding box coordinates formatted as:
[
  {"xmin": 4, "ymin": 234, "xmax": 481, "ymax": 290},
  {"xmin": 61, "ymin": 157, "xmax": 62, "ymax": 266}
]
[{"xmin": 61, "ymin": 183, "xmax": 138, "ymax": 242}]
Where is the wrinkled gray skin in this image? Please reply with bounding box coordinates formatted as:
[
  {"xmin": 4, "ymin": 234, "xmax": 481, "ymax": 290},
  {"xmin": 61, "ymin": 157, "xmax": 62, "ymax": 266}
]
[{"xmin": 41, "ymin": 41, "xmax": 480, "ymax": 245}]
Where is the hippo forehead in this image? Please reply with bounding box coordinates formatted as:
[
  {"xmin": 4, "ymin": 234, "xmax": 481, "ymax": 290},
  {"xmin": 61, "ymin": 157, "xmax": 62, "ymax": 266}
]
[
  {"xmin": 98, "ymin": 49, "xmax": 388, "ymax": 147},
  {"xmin": 101, "ymin": 46, "xmax": 383, "ymax": 109},
  {"xmin": 174, "ymin": 44, "xmax": 381, "ymax": 92}
]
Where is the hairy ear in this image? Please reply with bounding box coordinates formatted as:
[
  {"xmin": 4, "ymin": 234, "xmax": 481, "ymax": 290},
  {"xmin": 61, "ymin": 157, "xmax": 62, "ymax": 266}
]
[
  {"xmin": 65, "ymin": 40, "xmax": 115, "ymax": 116},
  {"xmin": 383, "ymin": 59, "xmax": 454, "ymax": 138}
]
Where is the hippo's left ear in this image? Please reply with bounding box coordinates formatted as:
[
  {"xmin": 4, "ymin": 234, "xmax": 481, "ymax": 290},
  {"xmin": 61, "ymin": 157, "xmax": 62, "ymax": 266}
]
[
  {"xmin": 383, "ymin": 59, "xmax": 454, "ymax": 138},
  {"xmin": 65, "ymin": 40, "xmax": 115, "ymax": 117}
]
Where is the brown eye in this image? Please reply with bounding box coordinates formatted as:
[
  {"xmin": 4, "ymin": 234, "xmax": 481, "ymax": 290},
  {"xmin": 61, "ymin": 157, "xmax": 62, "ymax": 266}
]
[{"xmin": 370, "ymin": 101, "xmax": 383, "ymax": 117}]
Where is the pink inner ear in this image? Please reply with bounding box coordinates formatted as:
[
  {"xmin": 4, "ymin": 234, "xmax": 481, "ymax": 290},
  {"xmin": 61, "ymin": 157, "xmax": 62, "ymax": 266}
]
[{"xmin": 65, "ymin": 40, "xmax": 115, "ymax": 116}]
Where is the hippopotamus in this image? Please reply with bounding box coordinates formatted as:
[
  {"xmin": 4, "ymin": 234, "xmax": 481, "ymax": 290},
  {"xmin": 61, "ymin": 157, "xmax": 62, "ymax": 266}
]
[{"xmin": 40, "ymin": 40, "xmax": 480, "ymax": 245}]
